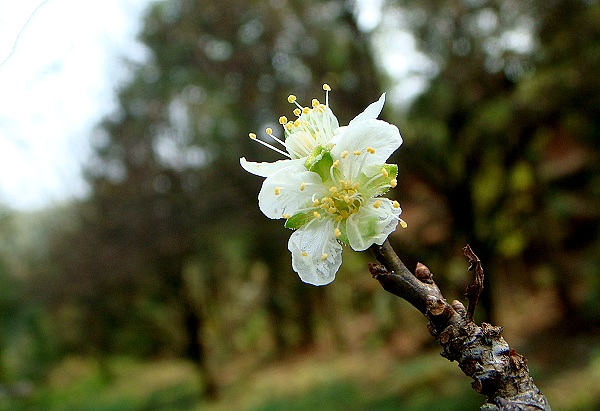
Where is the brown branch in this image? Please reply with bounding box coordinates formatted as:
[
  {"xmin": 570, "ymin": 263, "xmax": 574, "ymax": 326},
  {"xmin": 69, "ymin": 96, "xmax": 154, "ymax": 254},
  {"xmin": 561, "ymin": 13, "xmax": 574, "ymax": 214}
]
[
  {"xmin": 463, "ymin": 244, "xmax": 484, "ymax": 321},
  {"xmin": 369, "ymin": 240, "xmax": 551, "ymax": 411}
]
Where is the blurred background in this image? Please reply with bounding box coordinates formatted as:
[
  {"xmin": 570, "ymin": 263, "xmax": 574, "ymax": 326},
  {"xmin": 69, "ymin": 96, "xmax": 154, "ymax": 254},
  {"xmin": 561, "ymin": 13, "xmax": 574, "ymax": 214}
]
[{"xmin": 0, "ymin": 0, "xmax": 599, "ymax": 409}]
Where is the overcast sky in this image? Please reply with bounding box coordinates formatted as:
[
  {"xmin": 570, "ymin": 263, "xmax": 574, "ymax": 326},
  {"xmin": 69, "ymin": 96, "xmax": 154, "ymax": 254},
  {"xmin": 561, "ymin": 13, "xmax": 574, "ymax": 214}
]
[{"xmin": 0, "ymin": 0, "xmax": 150, "ymax": 210}]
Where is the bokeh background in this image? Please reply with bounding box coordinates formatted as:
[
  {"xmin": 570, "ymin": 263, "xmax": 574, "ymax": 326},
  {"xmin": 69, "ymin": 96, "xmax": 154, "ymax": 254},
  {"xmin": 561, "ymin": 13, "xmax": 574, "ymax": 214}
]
[{"xmin": 1, "ymin": 0, "xmax": 599, "ymax": 410}]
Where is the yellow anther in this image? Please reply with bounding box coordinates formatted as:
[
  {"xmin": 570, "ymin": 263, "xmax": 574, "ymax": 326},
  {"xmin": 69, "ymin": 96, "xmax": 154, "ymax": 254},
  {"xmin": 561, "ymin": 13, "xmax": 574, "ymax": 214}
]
[
  {"xmin": 294, "ymin": 119, "xmax": 301, "ymax": 127},
  {"xmin": 274, "ymin": 187, "xmax": 281, "ymax": 195},
  {"xmin": 329, "ymin": 186, "xmax": 338, "ymax": 193},
  {"xmin": 302, "ymin": 107, "xmax": 310, "ymax": 114},
  {"xmin": 381, "ymin": 168, "xmax": 389, "ymax": 177},
  {"xmin": 311, "ymin": 98, "xmax": 320, "ymax": 107},
  {"xmin": 390, "ymin": 179, "xmax": 397, "ymax": 188},
  {"xmin": 367, "ymin": 147, "xmax": 376, "ymax": 154},
  {"xmin": 300, "ymin": 182, "xmax": 306, "ymax": 191},
  {"xmin": 282, "ymin": 213, "xmax": 291, "ymax": 219},
  {"xmin": 249, "ymin": 132, "xmax": 257, "ymax": 139},
  {"xmin": 285, "ymin": 122, "xmax": 293, "ymax": 130},
  {"xmin": 334, "ymin": 228, "xmax": 341, "ymax": 237},
  {"xmin": 323, "ymin": 83, "xmax": 331, "ymax": 91},
  {"xmin": 340, "ymin": 150, "xmax": 348, "ymax": 159},
  {"xmin": 373, "ymin": 200, "xmax": 382, "ymax": 209},
  {"xmin": 265, "ymin": 127, "xmax": 273, "ymax": 135},
  {"xmin": 328, "ymin": 207, "xmax": 337, "ymax": 214},
  {"xmin": 287, "ymin": 94, "xmax": 297, "ymax": 103},
  {"xmin": 336, "ymin": 215, "xmax": 344, "ymax": 221},
  {"xmin": 279, "ymin": 116, "xmax": 288, "ymax": 124},
  {"xmin": 301, "ymin": 251, "xmax": 308, "ymax": 257},
  {"xmin": 320, "ymin": 203, "xmax": 329, "ymax": 209},
  {"xmin": 332, "ymin": 160, "xmax": 340, "ymax": 168},
  {"xmin": 392, "ymin": 200, "xmax": 400, "ymax": 209},
  {"xmin": 353, "ymin": 150, "xmax": 362, "ymax": 156},
  {"xmin": 315, "ymin": 105, "xmax": 324, "ymax": 113},
  {"xmin": 320, "ymin": 253, "xmax": 328, "ymax": 261},
  {"xmin": 313, "ymin": 211, "xmax": 321, "ymax": 219},
  {"xmin": 313, "ymin": 199, "xmax": 320, "ymax": 206},
  {"xmin": 293, "ymin": 108, "xmax": 301, "ymax": 116},
  {"xmin": 400, "ymin": 219, "xmax": 408, "ymax": 229}
]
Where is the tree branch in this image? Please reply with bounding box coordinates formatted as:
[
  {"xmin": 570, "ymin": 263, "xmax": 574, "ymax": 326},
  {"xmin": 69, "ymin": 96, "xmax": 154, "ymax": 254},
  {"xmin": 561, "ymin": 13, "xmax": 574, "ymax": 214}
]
[{"xmin": 369, "ymin": 240, "xmax": 551, "ymax": 411}]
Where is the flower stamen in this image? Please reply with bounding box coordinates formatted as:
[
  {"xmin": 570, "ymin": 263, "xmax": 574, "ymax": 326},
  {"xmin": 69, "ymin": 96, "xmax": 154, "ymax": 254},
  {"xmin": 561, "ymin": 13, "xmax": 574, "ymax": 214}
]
[
  {"xmin": 248, "ymin": 132, "xmax": 291, "ymax": 158},
  {"xmin": 323, "ymin": 83, "xmax": 331, "ymax": 106}
]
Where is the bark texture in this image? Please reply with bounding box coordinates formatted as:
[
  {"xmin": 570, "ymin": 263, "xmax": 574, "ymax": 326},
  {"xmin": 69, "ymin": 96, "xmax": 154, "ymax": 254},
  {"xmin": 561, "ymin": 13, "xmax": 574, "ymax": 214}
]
[{"xmin": 369, "ymin": 240, "xmax": 551, "ymax": 411}]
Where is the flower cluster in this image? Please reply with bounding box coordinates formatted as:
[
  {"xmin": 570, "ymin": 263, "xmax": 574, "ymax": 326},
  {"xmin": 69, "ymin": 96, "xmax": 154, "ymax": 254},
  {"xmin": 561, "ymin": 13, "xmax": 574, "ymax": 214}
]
[{"xmin": 241, "ymin": 85, "xmax": 406, "ymax": 286}]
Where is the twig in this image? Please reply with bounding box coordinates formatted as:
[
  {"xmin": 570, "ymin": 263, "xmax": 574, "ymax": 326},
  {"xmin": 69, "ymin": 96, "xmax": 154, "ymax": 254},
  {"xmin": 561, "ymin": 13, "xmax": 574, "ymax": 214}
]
[
  {"xmin": 463, "ymin": 244, "xmax": 484, "ymax": 321},
  {"xmin": 369, "ymin": 240, "xmax": 551, "ymax": 411}
]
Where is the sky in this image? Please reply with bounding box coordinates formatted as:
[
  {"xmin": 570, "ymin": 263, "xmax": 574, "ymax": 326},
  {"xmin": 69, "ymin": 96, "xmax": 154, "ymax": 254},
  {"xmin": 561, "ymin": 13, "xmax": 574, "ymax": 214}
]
[{"xmin": 0, "ymin": 0, "xmax": 151, "ymax": 210}]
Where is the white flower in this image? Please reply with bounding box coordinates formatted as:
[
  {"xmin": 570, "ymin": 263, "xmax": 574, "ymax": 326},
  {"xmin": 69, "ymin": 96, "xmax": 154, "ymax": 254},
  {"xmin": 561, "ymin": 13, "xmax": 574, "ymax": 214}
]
[
  {"xmin": 240, "ymin": 84, "xmax": 384, "ymax": 176},
  {"xmin": 241, "ymin": 85, "xmax": 406, "ymax": 286}
]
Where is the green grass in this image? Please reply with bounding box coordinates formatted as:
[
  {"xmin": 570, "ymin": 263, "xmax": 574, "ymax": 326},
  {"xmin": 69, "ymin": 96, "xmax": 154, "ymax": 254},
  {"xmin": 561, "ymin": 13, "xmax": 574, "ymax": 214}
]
[
  {"xmin": 0, "ymin": 357, "xmax": 202, "ymax": 411},
  {"xmin": 250, "ymin": 380, "xmax": 482, "ymax": 411},
  {"xmin": 1, "ymin": 345, "xmax": 599, "ymax": 411},
  {"xmin": 246, "ymin": 352, "xmax": 484, "ymax": 411}
]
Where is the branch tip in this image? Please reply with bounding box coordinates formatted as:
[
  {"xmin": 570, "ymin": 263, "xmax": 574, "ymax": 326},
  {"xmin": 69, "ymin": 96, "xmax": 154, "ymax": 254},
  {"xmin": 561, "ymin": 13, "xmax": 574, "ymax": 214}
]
[{"xmin": 463, "ymin": 244, "xmax": 485, "ymax": 321}]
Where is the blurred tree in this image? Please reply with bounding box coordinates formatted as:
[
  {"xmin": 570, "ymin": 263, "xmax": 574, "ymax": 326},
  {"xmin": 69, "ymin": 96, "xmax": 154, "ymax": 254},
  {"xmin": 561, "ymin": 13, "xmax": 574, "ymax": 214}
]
[
  {"xmin": 46, "ymin": 0, "xmax": 383, "ymax": 397},
  {"xmin": 515, "ymin": 0, "xmax": 600, "ymax": 327},
  {"xmin": 385, "ymin": 0, "xmax": 600, "ymax": 325},
  {"xmin": 0, "ymin": 207, "xmax": 61, "ymax": 384}
]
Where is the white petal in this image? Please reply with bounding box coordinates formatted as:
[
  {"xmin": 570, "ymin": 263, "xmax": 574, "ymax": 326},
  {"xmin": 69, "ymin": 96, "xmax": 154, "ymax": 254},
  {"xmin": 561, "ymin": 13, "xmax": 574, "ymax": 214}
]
[
  {"xmin": 258, "ymin": 165, "xmax": 327, "ymax": 219},
  {"xmin": 240, "ymin": 157, "xmax": 304, "ymax": 178},
  {"xmin": 345, "ymin": 198, "xmax": 402, "ymax": 251},
  {"xmin": 348, "ymin": 93, "xmax": 386, "ymax": 125},
  {"xmin": 288, "ymin": 219, "xmax": 343, "ymax": 286},
  {"xmin": 319, "ymin": 107, "xmax": 340, "ymax": 143},
  {"xmin": 284, "ymin": 131, "xmax": 315, "ymax": 159},
  {"xmin": 331, "ymin": 119, "xmax": 402, "ymax": 177}
]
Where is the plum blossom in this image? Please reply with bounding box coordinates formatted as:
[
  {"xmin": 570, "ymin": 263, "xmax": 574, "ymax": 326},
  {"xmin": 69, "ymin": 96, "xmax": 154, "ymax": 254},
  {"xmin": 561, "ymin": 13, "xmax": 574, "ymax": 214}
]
[{"xmin": 241, "ymin": 85, "xmax": 406, "ymax": 285}]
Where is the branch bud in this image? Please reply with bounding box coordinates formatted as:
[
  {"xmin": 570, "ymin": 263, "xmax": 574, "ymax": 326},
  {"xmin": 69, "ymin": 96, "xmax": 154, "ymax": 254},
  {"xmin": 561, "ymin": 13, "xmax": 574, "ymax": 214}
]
[{"xmin": 415, "ymin": 262, "xmax": 433, "ymax": 284}]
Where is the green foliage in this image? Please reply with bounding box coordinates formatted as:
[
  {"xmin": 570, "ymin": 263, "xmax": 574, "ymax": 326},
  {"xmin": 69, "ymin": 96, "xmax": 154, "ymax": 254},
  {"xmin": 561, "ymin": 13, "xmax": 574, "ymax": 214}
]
[{"xmin": 387, "ymin": 0, "xmax": 600, "ymax": 323}]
